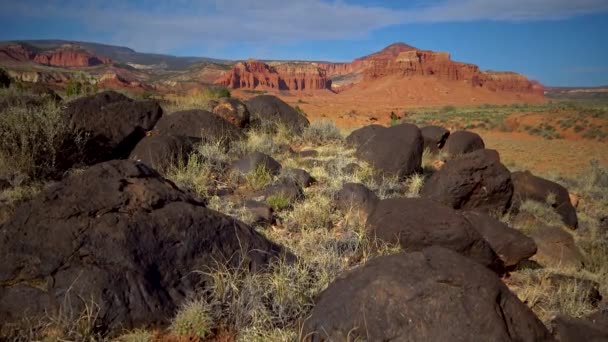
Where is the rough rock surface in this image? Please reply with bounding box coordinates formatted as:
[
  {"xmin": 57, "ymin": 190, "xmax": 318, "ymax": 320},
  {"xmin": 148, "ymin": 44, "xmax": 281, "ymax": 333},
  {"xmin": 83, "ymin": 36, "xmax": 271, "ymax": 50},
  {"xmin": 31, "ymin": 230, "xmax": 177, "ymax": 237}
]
[
  {"xmin": 551, "ymin": 313, "xmax": 608, "ymax": 342},
  {"xmin": 64, "ymin": 91, "xmax": 163, "ymax": 164},
  {"xmin": 129, "ymin": 134, "xmax": 198, "ymax": 170},
  {"xmin": 530, "ymin": 224, "xmax": 584, "ymax": 269},
  {"xmin": 354, "ymin": 123, "xmax": 423, "ymax": 179},
  {"xmin": 335, "ymin": 183, "xmax": 379, "ymax": 220},
  {"xmin": 281, "ymin": 168, "xmax": 315, "ymax": 188},
  {"xmin": 154, "ymin": 109, "xmax": 243, "ymax": 143},
  {"xmin": 0, "ymin": 160, "xmax": 286, "ymax": 335},
  {"xmin": 512, "ymin": 170, "xmax": 578, "ymax": 229},
  {"xmin": 303, "ymin": 247, "xmax": 551, "ymax": 341},
  {"xmin": 366, "ymin": 197, "xmax": 502, "ymax": 271},
  {"xmin": 232, "ymin": 152, "xmax": 282, "ymax": 176},
  {"xmin": 245, "ymin": 95, "xmax": 309, "ymax": 133},
  {"xmin": 261, "ymin": 177, "xmax": 304, "ymax": 203},
  {"xmin": 443, "ymin": 130, "xmax": 486, "ymax": 155},
  {"xmin": 462, "ymin": 210, "xmax": 537, "ymax": 268},
  {"xmin": 344, "ymin": 124, "xmax": 384, "ymax": 148},
  {"xmin": 421, "ymin": 149, "xmax": 513, "ymax": 214},
  {"xmin": 212, "ymin": 97, "xmax": 250, "ymax": 128},
  {"xmin": 420, "ymin": 125, "xmax": 450, "ymax": 153},
  {"xmin": 242, "ymin": 200, "xmax": 274, "ymax": 225}
]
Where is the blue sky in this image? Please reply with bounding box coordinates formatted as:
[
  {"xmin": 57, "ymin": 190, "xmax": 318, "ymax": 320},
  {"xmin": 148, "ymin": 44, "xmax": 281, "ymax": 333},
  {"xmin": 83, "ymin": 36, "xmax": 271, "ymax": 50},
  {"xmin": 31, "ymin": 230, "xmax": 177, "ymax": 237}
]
[{"xmin": 1, "ymin": 0, "xmax": 607, "ymax": 86}]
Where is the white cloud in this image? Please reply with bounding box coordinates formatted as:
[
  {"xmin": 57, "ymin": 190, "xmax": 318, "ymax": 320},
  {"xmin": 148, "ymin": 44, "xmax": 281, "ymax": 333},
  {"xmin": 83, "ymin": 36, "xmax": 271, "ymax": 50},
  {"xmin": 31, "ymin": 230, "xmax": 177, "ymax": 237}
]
[{"xmin": 2, "ymin": 0, "xmax": 608, "ymax": 52}]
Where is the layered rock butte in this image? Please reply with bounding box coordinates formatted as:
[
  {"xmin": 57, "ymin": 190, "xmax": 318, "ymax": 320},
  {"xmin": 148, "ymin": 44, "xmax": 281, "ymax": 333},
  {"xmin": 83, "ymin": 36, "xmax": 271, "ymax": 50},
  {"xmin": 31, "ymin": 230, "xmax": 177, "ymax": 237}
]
[
  {"xmin": 216, "ymin": 43, "xmax": 543, "ymax": 96},
  {"xmin": 0, "ymin": 43, "xmax": 112, "ymax": 67}
]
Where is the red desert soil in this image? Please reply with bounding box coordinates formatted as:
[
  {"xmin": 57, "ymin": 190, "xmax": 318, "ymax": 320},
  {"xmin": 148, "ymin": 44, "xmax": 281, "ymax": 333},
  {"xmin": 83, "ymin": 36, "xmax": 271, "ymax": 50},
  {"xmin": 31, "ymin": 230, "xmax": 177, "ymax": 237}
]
[
  {"xmin": 476, "ymin": 130, "xmax": 608, "ymax": 176},
  {"xmin": 236, "ymin": 76, "xmax": 546, "ymax": 127}
]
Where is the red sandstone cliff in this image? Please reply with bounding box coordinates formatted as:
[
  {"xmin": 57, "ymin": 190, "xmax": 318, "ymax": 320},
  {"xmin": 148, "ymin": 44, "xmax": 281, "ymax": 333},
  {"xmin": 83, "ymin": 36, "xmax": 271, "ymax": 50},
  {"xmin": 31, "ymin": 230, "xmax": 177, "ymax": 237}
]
[
  {"xmin": 216, "ymin": 42, "xmax": 540, "ymax": 95},
  {"xmin": 34, "ymin": 45, "xmax": 112, "ymax": 67},
  {"xmin": 0, "ymin": 44, "xmax": 36, "ymax": 62},
  {"xmin": 216, "ymin": 59, "xmax": 330, "ymax": 91},
  {"xmin": 0, "ymin": 43, "xmax": 112, "ymax": 68}
]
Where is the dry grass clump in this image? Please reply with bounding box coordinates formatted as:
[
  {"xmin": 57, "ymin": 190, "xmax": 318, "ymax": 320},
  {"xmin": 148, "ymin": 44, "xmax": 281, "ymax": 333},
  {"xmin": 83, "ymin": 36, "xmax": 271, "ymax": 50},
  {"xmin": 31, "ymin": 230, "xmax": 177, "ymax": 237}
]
[
  {"xmin": 0, "ymin": 99, "xmax": 81, "ymax": 181},
  {"xmin": 165, "ymin": 153, "xmax": 215, "ymax": 198},
  {"xmin": 117, "ymin": 329, "xmax": 154, "ymax": 342},
  {"xmin": 404, "ymin": 173, "xmax": 425, "ymax": 198},
  {"xmin": 503, "ymin": 159, "xmax": 608, "ymax": 324},
  {"xmin": 170, "ymin": 298, "xmax": 213, "ymax": 338},
  {"xmin": 302, "ymin": 120, "xmax": 343, "ymax": 145},
  {"xmin": 510, "ymin": 269, "xmax": 599, "ymax": 323},
  {"xmin": 162, "ymin": 87, "xmax": 230, "ymax": 113},
  {"xmin": 206, "ymin": 196, "xmax": 258, "ymax": 226},
  {"xmin": 279, "ymin": 191, "xmax": 334, "ymax": 231}
]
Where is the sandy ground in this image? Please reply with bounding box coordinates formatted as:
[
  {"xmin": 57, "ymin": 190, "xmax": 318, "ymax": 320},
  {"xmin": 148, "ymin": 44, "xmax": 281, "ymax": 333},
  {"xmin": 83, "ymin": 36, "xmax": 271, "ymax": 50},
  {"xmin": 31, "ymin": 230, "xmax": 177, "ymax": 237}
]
[{"xmin": 477, "ymin": 130, "xmax": 608, "ymax": 176}]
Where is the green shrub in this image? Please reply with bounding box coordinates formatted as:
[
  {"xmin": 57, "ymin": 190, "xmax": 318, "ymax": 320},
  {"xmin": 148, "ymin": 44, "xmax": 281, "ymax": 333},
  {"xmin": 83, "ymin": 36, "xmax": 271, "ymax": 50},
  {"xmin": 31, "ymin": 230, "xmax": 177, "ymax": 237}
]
[
  {"xmin": 65, "ymin": 79, "xmax": 83, "ymax": 97},
  {"xmin": 266, "ymin": 194, "xmax": 291, "ymax": 211},
  {"xmin": 245, "ymin": 165, "xmax": 273, "ymax": 190},
  {"xmin": 212, "ymin": 87, "xmax": 231, "ymax": 98}
]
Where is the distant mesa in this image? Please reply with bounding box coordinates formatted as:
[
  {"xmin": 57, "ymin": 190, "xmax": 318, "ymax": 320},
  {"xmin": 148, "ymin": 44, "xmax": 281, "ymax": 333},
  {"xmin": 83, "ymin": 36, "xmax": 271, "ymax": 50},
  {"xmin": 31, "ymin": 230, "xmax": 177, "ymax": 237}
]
[
  {"xmin": 215, "ymin": 59, "xmax": 331, "ymax": 91},
  {"xmin": 215, "ymin": 42, "xmax": 542, "ymax": 96},
  {"xmin": 0, "ymin": 43, "xmax": 112, "ymax": 68}
]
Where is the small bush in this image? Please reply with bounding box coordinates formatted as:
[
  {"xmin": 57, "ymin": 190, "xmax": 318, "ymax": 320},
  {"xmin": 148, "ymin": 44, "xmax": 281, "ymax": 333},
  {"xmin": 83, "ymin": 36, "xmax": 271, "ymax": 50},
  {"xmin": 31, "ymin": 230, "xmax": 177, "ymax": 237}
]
[
  {"xmin": 266, "ymin": 194, "xmax": 291, "ymax": 211},
  {"xmin": 281, "ymin": 192, "xmax": 333, "ymax": 231},
  {"xmin": 65, "ymin": 80, "xmax": 83, "ymax": 97},
  {"xmin": 165, "ymin": 153, "xmax": 214, "ymax": 198},
  {"xmin": 302, "ymin": 120, "xmax": 342, "ymax": 145},
  {"xmin": 0, "ymin": 100, "xmax": 82, "ymax": 181},
  {"xmin": 170, "ymin": 298, "xmax": 213, "ymax": 338},
  {"xmin": 245, "ymin": 165, "xmax": 273, "ymax": 190}
]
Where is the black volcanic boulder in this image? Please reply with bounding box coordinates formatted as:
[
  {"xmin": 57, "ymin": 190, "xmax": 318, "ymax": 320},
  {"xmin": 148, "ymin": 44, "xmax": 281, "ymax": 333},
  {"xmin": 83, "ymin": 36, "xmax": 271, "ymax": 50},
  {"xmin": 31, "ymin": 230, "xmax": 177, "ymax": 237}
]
[
  {"xmin": 420, "ymin": 125, "xmax": 450, "ymax": 153},
  {"xmin": 335, "ymin": 183, "xmax": 379, "ymax": 220},
  {"xmin": 281, "ymin": 168, "xmax": 315, "ymax": 188},
  {"xmin": 354, "ymin": 123, "xmax": 423, "ymax": 179},
  {"xmin": 129, "ymin": 134, "xmax": 199, "ymax": 170},
  {"xmin": 421, "ymin": 149, "xmax": 513, "ymax": 214},
  {"xmin": 64, "ymin": 91, "xmax": 163, "ymax": 164},
  {"xmin": 366, "ymin": 197, "xmax": 502, "ymax": 271},
  {"xmin": 512, "ymin": 170, "xmax": 578, "ymax": 229},
  {"xmin": 232, "ymin": 152, "xmax": 282, "ymax": 176},
  {"xmin": 345, "ymin": 124, "xmax": 385, "ymax": 149},
  {"xmin": 261, "ymin": 177, "xmax": 304, "ymax": 204},
  {"xmin": 463, "ymin": 210, "xmax": 537, "ymax": 269},
  {"xmin": 443, "ymin": 130, "xmax": 485, "ymax": 155},
  {"xmin": 245, "ymin": 95, "xmax": 309, "ymax": 134},
  {"xmin": 551, "ymin": 313, "xmax": 608, "ymax": 342},
  {"xmin": 530, "ymin": 224, "xmax": 584, "ymax": 269},
  {"xmin": 154, "ymin": 109, "xmax": 243, "ymax": 144},
  {"xmin": 212, "ymin": 97, "xmax": 250, "ymax": 128},
  {"xmin": 303, "ymin": 247, "xmax": 551, "ymax": 342},
  {"xmin": 0, "ymin": 160, "xmax": 287, "ymax": 336}
]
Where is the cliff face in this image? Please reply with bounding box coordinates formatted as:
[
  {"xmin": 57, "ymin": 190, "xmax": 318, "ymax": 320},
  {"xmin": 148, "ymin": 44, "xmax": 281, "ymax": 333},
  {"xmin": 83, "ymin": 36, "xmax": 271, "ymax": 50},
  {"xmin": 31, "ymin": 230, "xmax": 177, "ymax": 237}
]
[
  {"xmin": 33, "ymin": 47, "xmax": 112, "ymax": 67},
  {"xmin": 0, "ymin": 44, "xmax": 36, "ymax": 62},
  {"xmin": 215, "ymin": 42, "xmax": 540, "ymax": 95},
  {"xmin": 0, "ymin": 43, "xmax": 112, "ymax": 67},
  {"xmin": 216, "ymin": 60, "xmax": 330, "ymax": 91}
]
